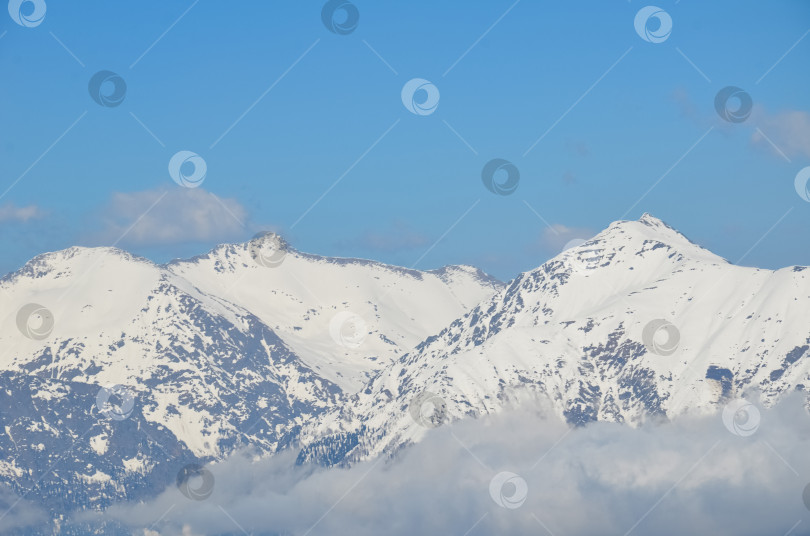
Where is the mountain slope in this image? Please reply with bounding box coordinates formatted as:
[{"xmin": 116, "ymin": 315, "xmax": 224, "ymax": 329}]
[
  {"xmin": 299, "ymin": 214, "xmax": 810, "ymax": 464},
  {"xmin": 1, "ymin": 247, "xmax": 341, "ymax": 455},
  {"xmin": 4, "ymin": 214, "xmax": 810, "ymax": 524},
  {"xmin": 0, "ymin": 246, "xmax": 343, "ymax": 513},
  {"xmin": 0, "ymin": 240, "xmax": 500, "ymax": 515},
  {"xmin": 166, "ymin": 235, "xmax": 502, "ymax": 390}
]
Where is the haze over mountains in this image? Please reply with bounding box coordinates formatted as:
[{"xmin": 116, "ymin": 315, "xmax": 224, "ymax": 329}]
[{"xmin": 1, "ymin": 214, "xmax": 808, "ymax": 533}]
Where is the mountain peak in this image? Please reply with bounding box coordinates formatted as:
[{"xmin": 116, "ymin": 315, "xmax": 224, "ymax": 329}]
[
  {"xmin": 636, "ymin": 213, "xmax": 686, "ymax": 238},
  {"xmin": 537, "ymin": 214, "xmax": 728, "ymax": 293},
  {"xmin": 595, "ymin": 213, "xmax": 725, "ymax": 265},
  {"xmin": 638, "ymin": 212, "xmax": 666, "ymax": 226}
]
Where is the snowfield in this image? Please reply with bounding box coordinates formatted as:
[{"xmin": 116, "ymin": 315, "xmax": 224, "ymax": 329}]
[{"xmin": 0, "ymin": 214, "xmax": 808, "ymax": 532}]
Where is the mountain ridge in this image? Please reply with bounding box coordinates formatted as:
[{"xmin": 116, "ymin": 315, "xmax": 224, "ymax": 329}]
[
  {"xmin": 0, "ymin": 213, "xmax": 808, "ymax": 531},
  {"xmin": 296, "ymin": 214, "xmax": 810, "ymax": 465}
]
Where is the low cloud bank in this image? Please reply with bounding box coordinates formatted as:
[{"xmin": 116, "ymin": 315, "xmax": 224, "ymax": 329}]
[
  {"xmin": 78, "ymin": 393, "xmax": 810, "ymax": 535},
  {"xmin": 0, "ymin": 488, "xmax": 47, "ymax": 533}
]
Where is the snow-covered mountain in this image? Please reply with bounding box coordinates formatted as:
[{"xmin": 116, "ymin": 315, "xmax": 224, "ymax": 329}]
[
  {"xmin": 2, "ymin": 214, "xmax": 809, "ymax": 529},
  {"xmin": 0, "ymin": 240, "xmax": 500, "ymax": 518},
  {"xmin": 166, "ymin": 234, "xmax": 502, "ymax": 390},
  {"xmin": 299, "ymin": 214, "xmax": 810, "ymax": 464}
]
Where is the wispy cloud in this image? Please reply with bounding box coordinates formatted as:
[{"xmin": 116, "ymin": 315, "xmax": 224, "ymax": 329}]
[
  {"xmin": 88, "ymin": 188, "xmax": 248, "ymax": 246},
  {"xmin": 672, "ymin": 89, "xmax": 810, "ymax": 161},
  {"xmin": 750, "ymin": 107, "xmax": 810, "ymax": 160},
  {"xmin": 672, "ymin": 88, "xmax": 702, "ymax": 124},
  {"xmin": 562, "ymin": 171, "xmax": 577, "ymax": 184},
  {"xmin": 0, "ymin": 203, "xmax": 45, "ymax": 223},
  {"xmin": 0, "ymin": 488, "xmax": 48, "ymax": 533},
  {"xmin": 565, "ymin": 139, "xmax": 590, "ymax": 157}
]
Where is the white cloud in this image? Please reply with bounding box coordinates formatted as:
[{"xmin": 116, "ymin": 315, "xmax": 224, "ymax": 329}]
[
  {"xmin": 0, "ymin": 488, "xmax": 48, "ymax": 533},
  {"xmin": 0, "ymin": 202, "xmax": 45, "ymax": 223},
  {"xmin": 90, "ymin": 188, "xmax": 248, "ymax": 246},
  {"xmin": 672, "ymin": 90, "xmax": 810, "ymax": 159},
  {"xmin": 80, "ymin": 393, "xmax": 810, "ymax": 536},
  {"xmin": 750, "ymin": 107, "xmax": 810, "ymax": 160}
]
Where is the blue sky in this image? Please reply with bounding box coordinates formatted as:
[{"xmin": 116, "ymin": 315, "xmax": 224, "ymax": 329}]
[{"xmin": 1, "ymin": 0, "xmax": 809, "ymax": 280}]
